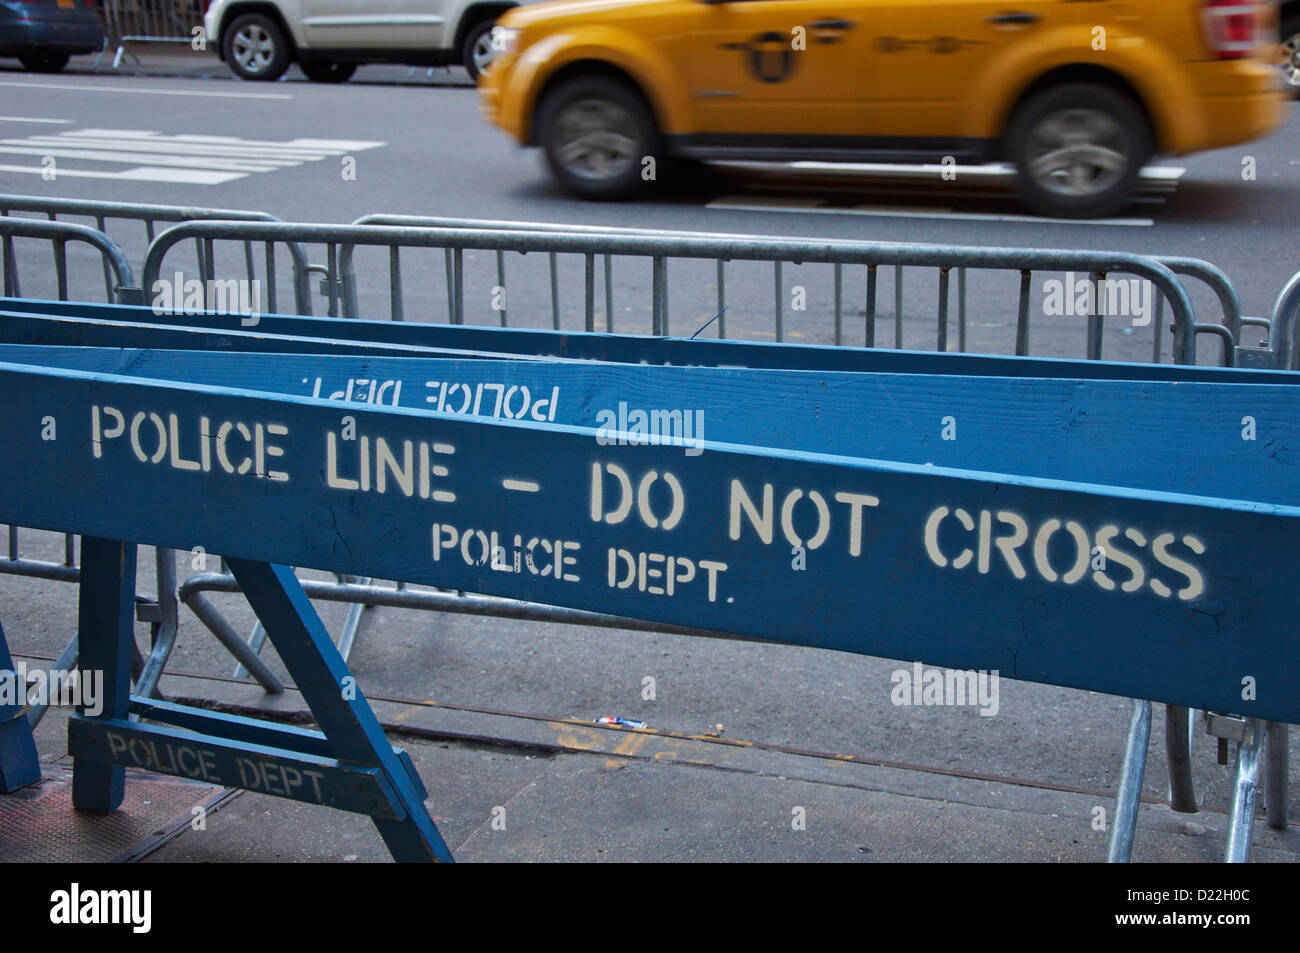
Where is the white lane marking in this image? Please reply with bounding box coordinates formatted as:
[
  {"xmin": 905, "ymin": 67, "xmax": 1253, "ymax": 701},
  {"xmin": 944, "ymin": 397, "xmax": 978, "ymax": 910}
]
[
  {"xmin": 788, "ymin": 160, "xmax": 1186, "ymax": 182},
  {"xmin": 0, "ymin": 129, "xmax": 385, "ymax": 185},
  {"xmin": 0, "ymin": 80, "xmax": 292, "ymax": 100},
  {"xmin": 706, "ymin": 198, "xmax": 1154, "ymax": 227},
  {"xmin": 0, "ymin": 116, "xmax": 71, "ymax": 124},
  {"xmin": 502, "ymin": 479, "xmax": 541, "ymax": 493},
  {"xmin": 0, "ymin": 163, "xmax": 244, "ymax": 185}
]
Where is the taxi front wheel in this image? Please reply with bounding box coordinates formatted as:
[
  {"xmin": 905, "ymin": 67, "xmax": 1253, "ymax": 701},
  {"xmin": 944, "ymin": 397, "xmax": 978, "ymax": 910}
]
[
  {"xmin": 537, "ymin": 77, "xmax": 659, "ymax": 200},
  {"xmin": 1006, "ymin": 83, "xmax": 1152, "ymax": 219}
]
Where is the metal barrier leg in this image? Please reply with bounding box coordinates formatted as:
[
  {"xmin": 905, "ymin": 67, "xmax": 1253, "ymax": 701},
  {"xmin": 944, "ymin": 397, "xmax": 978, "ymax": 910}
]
[
  {"xmin": 226, "ymin": 559, "xmax": 452, "ymax": 862},
  {"xmin": 184, "ymin": 591, "xmax": 285, "ymax": 693},
  {"xmin": 0, "ymin": 618, "xmax": 41, "ymax": 791},
  {"xmin": 1165, "ymin": 704, "xmax": 1197, "ymax": 813},
  {"xmin": 70, "ymin": 537, "xmax": 136, "ymax": 814},
  {"xmin": 134, "ymin": 546, "xmax": 177, "ymax": 698},
  {"xmin": 232, "ymin": 621, "xmax": 267, "ymax": 680},
  {"xmin": 1108, "ymin": 698, "xmax": 1151, "ymax": 863},
  {"xmin": 1265, "ymin": 722, "xmax": 1288, "ymax": 832},
  {"xmin": 1225, "ymin": 718, "xmax": 1264, "ymax": 863}
]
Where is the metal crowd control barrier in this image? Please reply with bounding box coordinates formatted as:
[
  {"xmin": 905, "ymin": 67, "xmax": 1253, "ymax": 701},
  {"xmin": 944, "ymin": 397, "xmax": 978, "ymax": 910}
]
[
  {"xmin": 0, "ymin": 218, "xmax": 181, "ymax": 719},
  {"xmin": 139, "ymin": 218, "xmax": 1206, "ymax": 364},
  {"xmin": 0, "ymin": 194, "xmax": 314, "ymax": 315},
  {"xmin": 97, "ymin": 0, "xmax": 205, "ymax": 69},
  {"xmin": 0, "ymin": 302, "xmax": 1296, "ymax": 862},
  {"xmin": 347, "ymin": 214, "xmax": 1251, "ymax": 365}
]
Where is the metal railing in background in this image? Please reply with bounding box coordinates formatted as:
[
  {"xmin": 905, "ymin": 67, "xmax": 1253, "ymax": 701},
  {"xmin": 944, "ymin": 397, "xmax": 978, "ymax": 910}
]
[
  {"xmin": 0, "ymin": 194, "xmax": 314, "ymax": 314},
  {"xmin": 0, "ymin": 217, "xmax": 135, "ymax": 302},
  {"xmin": 97, "ymin": 0, "xmax": 206, "ymax": 69},
  {"xmin": 139, "ymin": 218, "xmax": 1204, "ymax": 364},
  {"xmin": 347, "ymin": 214, "xmax": 1254, "ymax": 366}
]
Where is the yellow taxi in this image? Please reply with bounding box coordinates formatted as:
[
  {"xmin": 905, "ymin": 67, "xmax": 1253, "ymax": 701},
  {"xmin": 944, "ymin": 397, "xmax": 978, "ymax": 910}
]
[{"xmin": 480, "ymin": 0, "xmax": 1285, "ymax": 217}]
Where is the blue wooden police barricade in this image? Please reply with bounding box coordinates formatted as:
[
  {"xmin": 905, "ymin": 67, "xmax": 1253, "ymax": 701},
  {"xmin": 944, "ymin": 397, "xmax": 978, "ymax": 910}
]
[{"xmin": 0, "ymin": 301, "xmax": 1296, "ymax": 862}]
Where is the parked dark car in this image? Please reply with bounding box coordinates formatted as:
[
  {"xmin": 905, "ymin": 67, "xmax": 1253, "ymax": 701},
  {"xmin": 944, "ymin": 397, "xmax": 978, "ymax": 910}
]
[{"xmin": 0, "ymin": 0, "xmax": 103, "ymax": 73}]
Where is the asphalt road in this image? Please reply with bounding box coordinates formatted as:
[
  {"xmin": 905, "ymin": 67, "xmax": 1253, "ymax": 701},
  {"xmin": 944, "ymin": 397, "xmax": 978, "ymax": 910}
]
[
  {"xmin": 1, "ymin": 61, "xmax": 1298, "ymax": 843},
  {"xmin": 1, "ymin": 63, "xmax": 1298, "ymax": 360}
]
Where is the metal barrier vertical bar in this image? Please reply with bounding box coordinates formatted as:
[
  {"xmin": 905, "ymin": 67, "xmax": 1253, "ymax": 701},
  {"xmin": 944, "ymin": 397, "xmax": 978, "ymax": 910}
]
[
  {"xmin": 651, "ymin": 256, "xmax": 664, "ymax": 335},
  {"xmin": 6, "ymin": 526, "xmax": 16, "ymax": 558},
  {"xmin": 1225, "ymin": 719, "xmax": 1263, "ymax": 863},
  {"xmin": 833, "ymin": 263, "xmax": 843, "ymax": 346},
  {"xmin": 1, "ymin": 233, "xmax": 18, "ymax": 298},
  {"xmin": 390, "ymin": 246, "xmax": 405, "ymax": 323},
  {"xmin": 1088, "ymin": 271, "xmax": 1104, "ymax": 362},
  {"xmin": 242, "ymin": 241, "xmax": 255, "ymax": 287},
  {"xmin": 661, "ymin": 258, "xmax": 670, "ymax": 335},
  {"xmin": 195, "ymin": 237, "xmax": 208, "ymax": 283},
  {"xmin": 1015, "ymin": 271, "xmax": 1032, "ymax": 356},
  {"xmin": 64, "ymin": 533, "xmax": 74, "ymax": 566},
  {"xmin": 1165, "ymin": 704, "xmax": 1197, "ymax": 812},
  {"xmin": 54, "ymin": 240, "xmax": 68, "ymax": 300},
  {"xmin": 936, "ymin": 267, "xmax": 950, "ymax": 352},
  {"xmin": 773, "ymin": 260, "xmax": 783, "ymax": 342},
  {"xmin": 584, "ymin": 253, "xmax": 595, "ymax": 332},
  {"xmin": 495, "ymin": 250, "xmax": 506, "ymax": 326},
  {"xmin": 958, "ymin": 266, "xmax": 967, "ymax": 352},
  {"xmin": 264, "ymin": 243, "xmax": 278, "ymax": 314},
  {"xmin": 604, "ymin": 255, "xmax": 613, "ymax": 332},
  {"xmin": 1265, "ymin": 722, "xmax": 1289, "ymax": 831},
  {"xmin": 1152, "ymin": 294, "xmax": 1165, "ymax": 364},
  {"xmin": 865, "ymin": 264, "xmax": 877, "ymax": 348},
  {"xmin": 1107, "ymin": 698, "xmax": 1151, "ymax": 862},
  {"xmin": 453, "ymin": 248, "xmax": 464, "ymax": 325},
  {"xmin": 716, "ymin": 259, "xmax": 726, "ymax": 338},
  {"xmin": 327, "ymin": 243, "xmax": 339, "ymax": 317},
  {"xmin": 894, "ymin": 265, "xmax": 903, "ymax": 348},
  {"xmin": 549, "ymin": 252, "xmax": 560, "ymax": 330},
  {"xmin": 96, "ymin": 215, "xmax": 113, "ymax": 300},
  {"xmin": 443, "ymin": 248, "xmax": 454, "ymax": 321}
]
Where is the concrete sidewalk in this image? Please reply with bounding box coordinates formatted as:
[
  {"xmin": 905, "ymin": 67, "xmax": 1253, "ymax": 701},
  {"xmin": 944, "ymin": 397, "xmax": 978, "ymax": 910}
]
[{"xmin": 14, "ymin": 668, "xmax": 1300, "ymax": 863}]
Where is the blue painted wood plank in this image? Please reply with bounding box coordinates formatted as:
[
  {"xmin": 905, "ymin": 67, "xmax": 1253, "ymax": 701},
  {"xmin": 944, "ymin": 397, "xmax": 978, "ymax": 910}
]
[
  {"xmin": 68, "ymin": 714, "xmax": 405, "ymax": 819},
  {"xmin": 4, "ymin": 297, "xmax": 1297, "ymax": 384},
  {"xmin": 2, "ymin": 346, "xmax": 1295, "ymax": 506},
  {"xmin": 0, "ymin": 360, "xmax": 1296, "ymax": 723}
]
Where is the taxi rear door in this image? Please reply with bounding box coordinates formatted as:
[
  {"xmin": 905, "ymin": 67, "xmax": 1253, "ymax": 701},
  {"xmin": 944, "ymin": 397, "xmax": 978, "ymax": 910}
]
[
  {"xmin": 864, "ymin": 0, "xmax": 1058, "ymax": 153},
  {"xmin": 688, "ymin": 0, "xmax": 864, "ymax": 143}
]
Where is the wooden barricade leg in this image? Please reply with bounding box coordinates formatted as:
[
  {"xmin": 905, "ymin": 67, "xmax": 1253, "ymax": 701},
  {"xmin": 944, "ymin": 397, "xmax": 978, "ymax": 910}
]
[
  {"xmin": 226, "ymin": 558, "xmax": 453, "ymax": 863},
  {"xmin": 71, "ymin": 537, "xmax": 137, "ymax": 814},
  {"xmin": 0, "ymin": 618, "xmax": 41, "ymax": 792}
]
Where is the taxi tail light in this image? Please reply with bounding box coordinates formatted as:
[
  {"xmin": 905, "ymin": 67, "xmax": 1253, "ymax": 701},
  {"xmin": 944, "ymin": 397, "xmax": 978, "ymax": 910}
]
[{"xmin": 1200, "ymin": 0, "xmax": 1263, "ymax": 59}]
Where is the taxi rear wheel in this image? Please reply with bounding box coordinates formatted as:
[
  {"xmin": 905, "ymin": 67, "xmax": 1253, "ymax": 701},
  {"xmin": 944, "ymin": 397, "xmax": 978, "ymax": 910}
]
[
  {"xmin": 1282, "ymin": 17, "xmax": 1300, "ymax": 93},
  {"xmin": 1006, "ymin": 83, "xmax": 1152, "ymax": 219},
  {"xmin": 537, "ymin": 77, "xmax": 659, "ymax": 200}
]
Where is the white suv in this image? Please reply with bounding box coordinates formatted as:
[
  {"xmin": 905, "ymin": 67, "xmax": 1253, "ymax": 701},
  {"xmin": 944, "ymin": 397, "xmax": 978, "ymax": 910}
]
[{"xmin": 203, "ymin": 0, "xmax": 531, "ymax": 82}]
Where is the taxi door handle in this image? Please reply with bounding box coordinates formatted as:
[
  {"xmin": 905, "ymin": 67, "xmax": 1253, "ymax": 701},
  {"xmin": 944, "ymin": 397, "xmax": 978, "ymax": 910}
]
[
  {"xmin": 986, "ymin": 12, "xmax": 1040, "ymax": 25},
  {"xmin": 808, "ymin": 18, "xmax": 854, "ymax": 30}
]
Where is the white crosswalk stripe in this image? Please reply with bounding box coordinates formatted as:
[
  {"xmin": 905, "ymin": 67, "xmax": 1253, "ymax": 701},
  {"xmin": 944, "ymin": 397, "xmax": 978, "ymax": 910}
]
[{"xmin": 0, "ymin": 129, "xmax": 385, "ymax": 185}]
